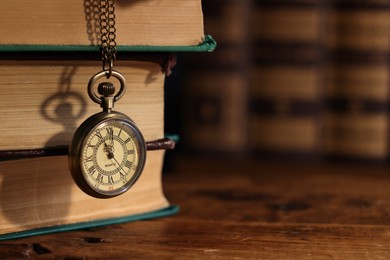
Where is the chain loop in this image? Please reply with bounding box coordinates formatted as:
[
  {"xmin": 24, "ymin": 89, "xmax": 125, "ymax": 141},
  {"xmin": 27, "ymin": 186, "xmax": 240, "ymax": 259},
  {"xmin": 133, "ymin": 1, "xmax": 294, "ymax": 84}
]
[{"xmin": 99, "ymin": 0, "xmax": 117, "ymax": 78}]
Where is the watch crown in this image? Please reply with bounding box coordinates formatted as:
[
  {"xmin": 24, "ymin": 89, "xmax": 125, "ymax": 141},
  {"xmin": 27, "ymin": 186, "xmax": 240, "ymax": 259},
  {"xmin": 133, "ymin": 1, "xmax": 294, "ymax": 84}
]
[{"xmin": 98, "ymin": 82, "xmax": 115, "ymax": 97}]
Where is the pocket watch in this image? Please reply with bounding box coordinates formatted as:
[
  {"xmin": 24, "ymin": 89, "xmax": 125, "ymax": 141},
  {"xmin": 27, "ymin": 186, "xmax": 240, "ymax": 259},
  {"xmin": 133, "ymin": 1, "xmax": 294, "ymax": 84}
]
[{"xmin": 69, "ymin": 70, "xmax": 146, "ymax": 198}]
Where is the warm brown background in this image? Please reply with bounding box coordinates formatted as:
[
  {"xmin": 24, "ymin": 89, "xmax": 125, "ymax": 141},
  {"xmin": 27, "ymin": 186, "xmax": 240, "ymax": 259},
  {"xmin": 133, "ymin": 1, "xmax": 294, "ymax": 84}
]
[{"xmin": 167, "ymin": 0, "xmax": 390, "ymax": 161}]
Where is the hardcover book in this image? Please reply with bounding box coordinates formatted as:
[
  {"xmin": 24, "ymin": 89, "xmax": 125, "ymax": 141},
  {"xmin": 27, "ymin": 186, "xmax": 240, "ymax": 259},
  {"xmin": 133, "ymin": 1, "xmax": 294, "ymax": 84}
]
[{"xmin": 0, "ymin": 58, "xmax": 172, "ymax": 240}]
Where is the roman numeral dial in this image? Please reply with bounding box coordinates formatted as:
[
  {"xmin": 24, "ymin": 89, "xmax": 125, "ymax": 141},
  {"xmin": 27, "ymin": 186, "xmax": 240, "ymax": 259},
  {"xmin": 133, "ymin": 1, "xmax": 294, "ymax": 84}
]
[{"xmin": 69, "ymin": 113, "xmax": 146, "ymax": 199}]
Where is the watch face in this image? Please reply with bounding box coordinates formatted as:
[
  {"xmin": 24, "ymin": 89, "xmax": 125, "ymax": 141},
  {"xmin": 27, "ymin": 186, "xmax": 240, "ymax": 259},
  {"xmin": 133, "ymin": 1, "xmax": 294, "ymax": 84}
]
[{"xmin": 70, "ymin": 114, "xmax": 146, "ymax": 198}]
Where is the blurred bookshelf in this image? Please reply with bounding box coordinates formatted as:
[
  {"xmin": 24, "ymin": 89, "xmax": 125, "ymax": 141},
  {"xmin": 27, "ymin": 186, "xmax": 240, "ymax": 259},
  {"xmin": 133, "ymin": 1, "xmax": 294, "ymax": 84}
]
[{"xmin": 165, "ymin": 0, "xmax": 390, "ymax": 162}]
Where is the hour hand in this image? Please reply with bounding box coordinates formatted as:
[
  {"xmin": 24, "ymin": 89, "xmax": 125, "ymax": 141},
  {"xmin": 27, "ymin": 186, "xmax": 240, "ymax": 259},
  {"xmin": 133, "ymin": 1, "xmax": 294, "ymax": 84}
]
[
  {"xmin": 107, "ymin": 151, "xmax": 114, "ymax": 159},
  {"xmin": 103, "ymin": 142, "xmax": 115, "ymax": 159}
]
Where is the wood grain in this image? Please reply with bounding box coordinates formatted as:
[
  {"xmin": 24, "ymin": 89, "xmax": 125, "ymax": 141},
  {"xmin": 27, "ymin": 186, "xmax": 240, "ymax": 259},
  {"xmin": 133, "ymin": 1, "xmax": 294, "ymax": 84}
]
[{"xmin": 1, "ymin": 155, "xmax": 390, "ymax": 259}]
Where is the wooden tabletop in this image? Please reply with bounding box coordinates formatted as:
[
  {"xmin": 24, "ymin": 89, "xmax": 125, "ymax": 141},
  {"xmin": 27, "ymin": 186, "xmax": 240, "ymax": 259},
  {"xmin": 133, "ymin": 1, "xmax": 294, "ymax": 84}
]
[{"xmin": 1, "ymin": 155, "xmax": 390, "ymax": 259}]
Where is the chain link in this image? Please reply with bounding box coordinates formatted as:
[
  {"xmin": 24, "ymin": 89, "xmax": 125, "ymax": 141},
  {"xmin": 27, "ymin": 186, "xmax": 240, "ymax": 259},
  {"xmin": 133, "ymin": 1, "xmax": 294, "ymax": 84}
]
[{"xmin": 100, "ymin": 0, "xmax": 117, "ymax": 78}]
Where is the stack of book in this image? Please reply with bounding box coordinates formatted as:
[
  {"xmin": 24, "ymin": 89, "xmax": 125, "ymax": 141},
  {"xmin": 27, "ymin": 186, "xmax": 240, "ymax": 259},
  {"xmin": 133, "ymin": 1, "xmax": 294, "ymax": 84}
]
[{"xmin": 0, "ymin": 0, "xmax": 215, "ymax": 240}]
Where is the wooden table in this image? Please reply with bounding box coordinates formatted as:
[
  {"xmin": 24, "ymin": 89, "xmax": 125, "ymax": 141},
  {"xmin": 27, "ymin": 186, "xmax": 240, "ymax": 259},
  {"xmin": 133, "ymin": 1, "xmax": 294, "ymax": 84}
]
[{"xmin": 1, "ymin": 155, "xmax": 390, "ymax": 259}]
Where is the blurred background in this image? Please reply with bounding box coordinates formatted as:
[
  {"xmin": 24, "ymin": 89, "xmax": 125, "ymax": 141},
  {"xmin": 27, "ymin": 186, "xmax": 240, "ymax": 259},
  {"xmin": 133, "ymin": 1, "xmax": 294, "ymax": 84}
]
[{"xmin": 165, "ymin": 0, "xmax": 390, "ymax": 161}]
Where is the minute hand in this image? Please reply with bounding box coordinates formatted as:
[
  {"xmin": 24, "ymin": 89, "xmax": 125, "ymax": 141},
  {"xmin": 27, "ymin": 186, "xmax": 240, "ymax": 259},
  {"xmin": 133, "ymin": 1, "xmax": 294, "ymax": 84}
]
[{"xmin": 111, "ymin": 157, "xmax": 127, "ymax": 177}]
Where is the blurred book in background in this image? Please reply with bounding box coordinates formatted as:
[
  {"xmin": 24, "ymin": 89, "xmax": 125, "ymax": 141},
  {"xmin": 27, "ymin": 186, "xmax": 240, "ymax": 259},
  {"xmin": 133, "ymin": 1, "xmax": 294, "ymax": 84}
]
[
  {"xmin": 324, "ymin": 1, "xmax": 390, "ymax": 160},
  {"xmin": 248, "ymin": 1, "xmax": 327, "ymax": 158},
  {"xmin": 181, "ymin": 0, "xmax": 250, "ymax": 154}
]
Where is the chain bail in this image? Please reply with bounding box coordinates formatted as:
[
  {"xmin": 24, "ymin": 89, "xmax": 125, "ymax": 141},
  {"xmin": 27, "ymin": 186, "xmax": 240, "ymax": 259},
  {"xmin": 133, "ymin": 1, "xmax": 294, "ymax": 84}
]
[
  {"xmin": 88, "ymin": 70, "xmax": 127, "ymax": 112},
  {"xmin": 102, "ymin": 59, "xmax": 114, "ymax": 78}
]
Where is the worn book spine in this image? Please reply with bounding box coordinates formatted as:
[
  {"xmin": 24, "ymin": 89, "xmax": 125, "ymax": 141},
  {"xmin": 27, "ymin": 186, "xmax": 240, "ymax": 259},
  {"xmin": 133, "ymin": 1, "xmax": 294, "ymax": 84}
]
[
  {"xmin": 181, "ymin": 0, "xmax": 250, "ymax": 153},
  {"xmin": 248, "ymin": 1, "xmax": 327, "ymax": 157},
  {"xmin": 324, "ymin": 1, "xmax": 390, "ymax": 160}
]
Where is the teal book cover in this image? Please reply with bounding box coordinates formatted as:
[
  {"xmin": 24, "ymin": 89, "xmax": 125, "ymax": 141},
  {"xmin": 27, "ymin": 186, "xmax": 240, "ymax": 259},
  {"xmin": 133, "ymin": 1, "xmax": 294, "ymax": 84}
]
[{"xmin": 0, "ymin": 35, "xmax": 216, "ymax": 53}]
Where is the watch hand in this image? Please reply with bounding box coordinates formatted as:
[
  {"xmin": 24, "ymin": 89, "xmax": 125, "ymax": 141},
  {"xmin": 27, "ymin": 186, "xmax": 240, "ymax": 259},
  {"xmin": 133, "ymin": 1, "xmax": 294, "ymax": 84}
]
[
  {"xmin": 106, "ymin": 126, "xmax": 114, "ymax": 146},
  {"xmin": 111, "ymin": 157, "xmax": 127, "ymax": 177},
  {"xmin": 103, "ymin": 142, "xmax": 115, "ymax": 159}
]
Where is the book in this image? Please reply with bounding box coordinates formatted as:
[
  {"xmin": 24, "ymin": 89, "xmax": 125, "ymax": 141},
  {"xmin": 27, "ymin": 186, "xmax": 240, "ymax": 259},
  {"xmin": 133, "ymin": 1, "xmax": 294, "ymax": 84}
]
[
  {"xmin": 181, "ymin": 0, "xmax": 250, "ymax": 153},
  {"xmin": 0, "ymin": 57, "xmax": 176, "ymax": 239},
  {"xmin": 0, "ymin": 0, "xmax": 205, "ymax": 47},
  {"xmin": 248, "ymin": 1, "xmax": 326, "ymax": 156},
  {"xmin": 323, "ymin": 1, "xmax": 390, "ymax": 160},
  {"xmin": 0, "ymin": 151, "xmax": 177, "ymax": 240}
]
